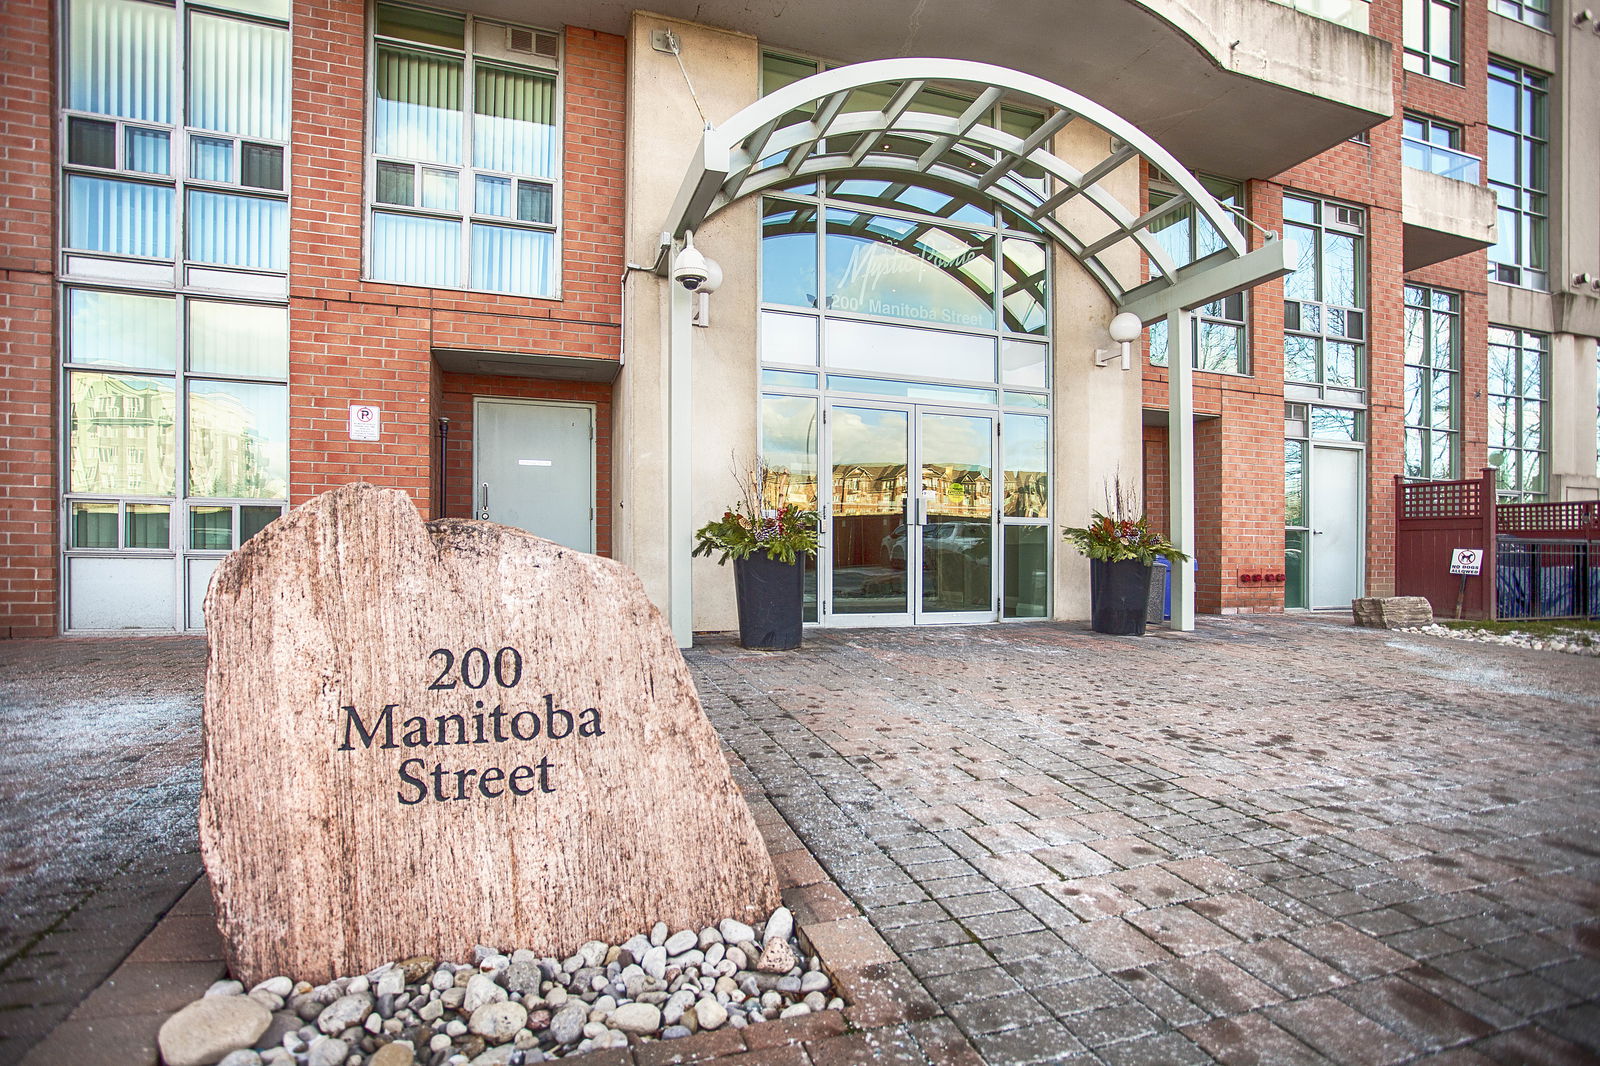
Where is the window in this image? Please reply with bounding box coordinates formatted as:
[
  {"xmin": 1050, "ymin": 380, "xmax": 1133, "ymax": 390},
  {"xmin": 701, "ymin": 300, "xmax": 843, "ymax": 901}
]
[
  {"xmin": 1147, "ymin": 177, "xmax": 1248, "ymax": 374},
  {"xmin": 367, "ymin": 4, "xmax": 560, "ymax": 297},
  {"xmin": 1491, "ymin": 0, "xmax": 1550, "ymax": 31},
  {"xmin": 1282, "ymin": 194, "xmax": 1367, "ymax": 402},
  {"xmin": 64, "ymin": 289, "xmax": 289, "ymax": 553},
  {"xmin": 1404, "ymin": 0, "xmax": 1462, "ymax": 82},
  {"xmin": 1487, "ymin": 326, "xmax": 1548, "ymax": 502},
  {"xmin": 1402, "ymin": 113, "xmax": 1479, "ymax": 183},
  {"xmin": 1487, "ymin": 61, "xmax": 1549, "ymax": 291},
  {"xmin": 1403, "ymin": 286, "xmax": 1461, "ymax": 481},
  {"xmin": 62, "ymin": 0, "xmax": 290, "ymax": 276}
]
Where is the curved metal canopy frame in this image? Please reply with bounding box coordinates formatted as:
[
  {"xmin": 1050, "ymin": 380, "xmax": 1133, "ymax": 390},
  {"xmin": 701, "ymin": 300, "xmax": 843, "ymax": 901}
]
[{"xmin": 661, "ymin": 57, "xmax": 1290, "ymax": 322}]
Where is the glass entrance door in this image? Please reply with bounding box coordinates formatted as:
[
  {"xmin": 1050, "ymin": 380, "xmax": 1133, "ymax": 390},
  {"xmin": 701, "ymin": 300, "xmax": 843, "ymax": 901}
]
[{"xmin": 824, "ymin": 402, "xmax": 996, "ymax": 625}]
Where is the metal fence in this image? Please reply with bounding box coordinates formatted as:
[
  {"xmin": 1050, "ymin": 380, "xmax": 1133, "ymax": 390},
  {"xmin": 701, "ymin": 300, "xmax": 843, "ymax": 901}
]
[{"xmin": 1496, "ymin": 538, "xmax": 1600, "ymax": 621}]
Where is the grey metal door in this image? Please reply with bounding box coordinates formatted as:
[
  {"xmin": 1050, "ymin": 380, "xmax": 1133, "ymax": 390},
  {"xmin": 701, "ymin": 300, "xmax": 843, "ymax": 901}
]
[
  {"xmin": 1308, "ymin": 444, "xmax": 1364, "ymax": 608},
  {"xmin": 473, "ymin": 399, "xmax": 595, "ymax": 552}
]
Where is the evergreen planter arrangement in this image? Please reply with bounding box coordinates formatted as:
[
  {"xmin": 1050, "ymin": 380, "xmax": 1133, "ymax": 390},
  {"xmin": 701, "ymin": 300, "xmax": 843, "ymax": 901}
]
[
  {"xmin": 694, "ymin": 466, "xmax": 818, "ymax": 651},
  {"xmin": 1064, "ymin": 480, "xmax": 1188, "ymax": 637}
]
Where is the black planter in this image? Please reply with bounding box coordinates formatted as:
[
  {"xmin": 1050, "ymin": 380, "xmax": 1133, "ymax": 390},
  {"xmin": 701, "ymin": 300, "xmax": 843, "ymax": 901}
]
[
  {"xmin": 732, "ymin": 553, "xmax": 805, "ymax": 650},
  {"xmin": 1090, "ymin": 558, "xmax": 1153, "ymax": 636}
]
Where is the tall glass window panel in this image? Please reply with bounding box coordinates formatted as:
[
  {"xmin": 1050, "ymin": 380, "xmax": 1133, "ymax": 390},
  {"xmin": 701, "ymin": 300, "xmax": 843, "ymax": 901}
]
[
  {"xmin": 1487, "ymin": 61, "xmax": 1548, "ymax": 290},
  {"xmin": 999, "ymin": 237, "xmax": 1048, "ymax": 335},
  {"xmin": 1000, "ymin": 339, "xmax": 1048, "ymax": 389},
  {"xmin": 189, "ymin": 300, "xmax": 288, "ymax": 377},
  {"xmin": 824, "ymin": 209, "xmax": 996, "ymax": 331},
  {"xmin": 187, "ymin": 380, "xmax": 288, "ymax": 499},
  {"xmin": 1281, "ymin": 194, "xmax": 1366, "ymax": 396},
  {"xmin": 68, "ymin": 289, "xmax": 176, "ymax": 370},
  {"xmin": 67, "ymin": 176, "xmax": 174, "ymax": 259},
  {"xmin": 1487, "ymin": 326, "xmax": 1548, "ymax": 501},
  {"xmin": 1403, "ymin": 286, "xmax": 1460, "ymax": 480},
  {"xmin": 374, "ymin": 47, "xmax": 463, "ymax": 165},
  {"xmin": 1003, "ymin": 525, "xmax": 1048, "ymax": 619},
  {"xmin": 372, "ymin": 212, "xmax": 461, "ymax": 288},
  {"xmin": 1404, "ymin": 0, "xmax": 1462, "ymax": 82},
  {"xmin": 187, "ymin": 190, "xmax": 287, "ymax": 271},
  {"xmin": 68, "ymin": 0, "xmax": 174, "ymax": 123},
  {"xmin": 470, "ymin": 223, "xmax": 552, "ymax": 296},
  {"xmin": 761, "ymin": 199, "xmax": 819, "ymax": 308},
  {"xmin": 69, "ymin": 372, "xmax": 177, "ymax": 495},
  {"xmin": 1146, "ymin": 181, "xmax": 1248, "ymax": 373},
  {"xmin": 761, "ymin": 393, "xmax": 820, "ymax": 624},
  {"xmin": 473, "ymin": 66, "xmax": 555, "ymax": 177},
  {"xmin": 188, "ymin": 12, "xmax": 289, "ymax": 141},
  {"xmin": 1003, "ymin": 414, "xmax": 1048, "ymax": 518}
]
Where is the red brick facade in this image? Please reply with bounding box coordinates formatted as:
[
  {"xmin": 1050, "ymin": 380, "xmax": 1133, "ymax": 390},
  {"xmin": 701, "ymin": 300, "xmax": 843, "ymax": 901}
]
[{"xmin": 0, "ymin": 0, "xmax": 58, "ymax": 637}]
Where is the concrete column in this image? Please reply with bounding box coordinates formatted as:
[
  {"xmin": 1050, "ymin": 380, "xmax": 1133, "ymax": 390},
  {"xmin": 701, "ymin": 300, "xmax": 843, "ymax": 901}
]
[{"xmin": 1167, "ymin": 307, "xmax": 1196, "ymax": 631}]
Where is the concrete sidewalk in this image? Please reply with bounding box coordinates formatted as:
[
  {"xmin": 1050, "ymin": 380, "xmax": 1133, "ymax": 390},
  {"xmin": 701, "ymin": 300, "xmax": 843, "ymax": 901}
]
[{"xmin": 2, "ymin": 615, "xmax": 1598, "ymax": 1064}]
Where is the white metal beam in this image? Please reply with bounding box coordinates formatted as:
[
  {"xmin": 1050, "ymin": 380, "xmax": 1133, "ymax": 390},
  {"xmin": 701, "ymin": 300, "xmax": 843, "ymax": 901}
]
[{"xmin": 1167, "ymin": 307, "xmax": 1196, "ymax": 633}]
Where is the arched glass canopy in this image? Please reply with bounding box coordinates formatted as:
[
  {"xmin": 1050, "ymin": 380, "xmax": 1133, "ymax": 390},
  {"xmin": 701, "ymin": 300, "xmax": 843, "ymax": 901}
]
[{"xmin": 660, "ymin": 58, "xmax": 1290, "ymax": 322}]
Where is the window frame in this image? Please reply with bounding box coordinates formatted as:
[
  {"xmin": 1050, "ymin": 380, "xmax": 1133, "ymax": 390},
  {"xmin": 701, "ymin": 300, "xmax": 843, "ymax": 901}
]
[
  {"xmin": 363, "ymin": 2, "xmax": 565, "ymax": 298},
  {"xmin": 1404, "ymin": 0, "xmax": 1463, "ymax": 84},
  {"xmin": 1402, "ymin": 285, "xmax": 1461, "ymax": 482},
  {"xmin": 1490, "ymin": 0, "xmax": 1551, "ymax": 32},
  {"xmin": 57, "ymin": 0, "xmax": 292, "ymax": 281},
  {"xmin": 1281, "ymin": 193, "xmax": 1368, "ymax": 408},
  {"xmin": 1487, "ymin": 59, "xmax": 1550, "ymax": 292},
  {"xmin": 1486, "ymin": 325, "xmax": 1550, "ymax": 503},
  {"xmin": 1144, "ymin": 176, "xmax": 1251, "ymax": 376}
]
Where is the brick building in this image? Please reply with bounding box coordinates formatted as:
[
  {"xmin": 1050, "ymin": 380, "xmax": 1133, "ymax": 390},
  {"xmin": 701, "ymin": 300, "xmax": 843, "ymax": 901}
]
[{"xmin": 1, "ymin": 0, "xmax": 1596, "ymax": 639}]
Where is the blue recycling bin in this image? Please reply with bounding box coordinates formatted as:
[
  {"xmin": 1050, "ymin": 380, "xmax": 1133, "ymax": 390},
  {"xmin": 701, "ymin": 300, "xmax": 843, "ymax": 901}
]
[{"xmin": 1149, "ymin": 556, "xmax": 1198, "ymax": 622}]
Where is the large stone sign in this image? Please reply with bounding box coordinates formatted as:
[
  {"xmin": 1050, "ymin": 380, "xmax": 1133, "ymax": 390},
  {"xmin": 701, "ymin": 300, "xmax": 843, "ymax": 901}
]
[{"xmin": 200, "ymin": 484, "xmax": 780, "ymax": 986}]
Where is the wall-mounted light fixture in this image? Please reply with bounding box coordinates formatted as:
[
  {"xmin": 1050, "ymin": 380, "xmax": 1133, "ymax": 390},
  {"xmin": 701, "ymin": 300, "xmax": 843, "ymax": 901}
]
[{"xmin": 1094, "ymin": 312, "xmax": 1143, "ymax": 371}]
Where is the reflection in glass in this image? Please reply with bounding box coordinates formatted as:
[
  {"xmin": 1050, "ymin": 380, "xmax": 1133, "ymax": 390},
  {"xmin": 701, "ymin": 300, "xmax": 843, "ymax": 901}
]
[
  {"xmin": 72, "ymin": 502, "xmax": 118, "ymax": 548},
  {"xmin": 190, "ymin": 300, "xmax": 288, "ymax": 376},
  {"xmin": 762, "ymin": 199, "xmax": 818, "ymax": 308},
  {"xmin": 830, "ymin": 406, "xmax": 908, "ymax": 615},
  {"xmin": 825, "ymin": 209, "xmax": 995, "ymax": 330},
  {"xmin": 1284, "ymin": 440, "xmax": 1305, "ymax": 527},
  {"xmin": 921, "ymin": 412, "xmax": 992, "ymax": 614},
  {"xmin": 190, "ymin": 506, "xmax": 233, "ymax": 550},
  {"xmin": 1310, "ymin": 408, "xmax": 1358, "ymax": 441},
  {"xmin": 187, "ymin": 380, "xmax": 288, "ymax": 498},
  {"xmin": 825, "ymin": 376, "xmax": 996, "ymax": 404},
  {"xmin": 1003, "ymin": 414, "xmax": 1047, "ymax": 518},
  {"xmin": 1003, "ymin": 525, "xmax": 1048, "ymax": 618},
  {"xmin": 762, "ymin": 394, "xmax": 819, "ymax": 622},
  {"xmin": 1284, "ymin": 529, "xmax": 1307, "ymax": 608},
  {"xmin": 761, "ymin": 369, "xmax": 818, "ymax": 389},
  {"xmin": 127, "ymin": 503, "xmax": 170, "ymax": 549},
  {"xmin": 69, "ymin": 289, "xmax": 176, "ymax": 370},
  {"xmin": 69, "ymin": 373, "xmax": 176, "ymax": 495}
]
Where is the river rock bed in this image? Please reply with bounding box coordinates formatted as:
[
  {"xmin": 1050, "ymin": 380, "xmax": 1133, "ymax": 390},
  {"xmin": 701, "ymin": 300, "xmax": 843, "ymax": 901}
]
[
  {"xmin": 1400, "ymin": 623, "xmax": 1600, "ymax": 655},
  {"xmin": 158, "ymin": 907, "xmax": 841, "ymax": 1066}
]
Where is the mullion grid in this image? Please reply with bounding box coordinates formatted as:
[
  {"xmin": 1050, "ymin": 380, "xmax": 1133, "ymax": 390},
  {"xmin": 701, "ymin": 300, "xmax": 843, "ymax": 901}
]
[
  {"xmin": 1487, "ymin": 326, "xmax": 1549, "ymax": 502},
  {"xmin": 1403, "ymin": 285, "xmax": 1460, "ymax": 481}
]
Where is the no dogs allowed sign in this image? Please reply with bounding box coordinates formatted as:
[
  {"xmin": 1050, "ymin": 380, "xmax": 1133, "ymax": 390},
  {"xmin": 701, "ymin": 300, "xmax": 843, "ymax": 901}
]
[{"xmin": 1449, "ymin": 548, "xmax": 1483, "ymax": 575}]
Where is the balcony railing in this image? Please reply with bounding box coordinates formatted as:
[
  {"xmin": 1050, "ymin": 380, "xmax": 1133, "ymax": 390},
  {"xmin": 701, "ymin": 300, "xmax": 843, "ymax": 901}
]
[
  {"xmin": 1402, "ymin": 137, "xmax": 1481, "ymax": 184},
  {"xmin": 1266, "ymin": 0, "xmax": 1371, "ymax": 32}
]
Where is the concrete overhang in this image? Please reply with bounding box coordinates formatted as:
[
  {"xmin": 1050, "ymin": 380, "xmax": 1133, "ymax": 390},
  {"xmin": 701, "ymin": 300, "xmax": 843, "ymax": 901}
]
[
  {"xmin": 471, "ymin": 0, "xmax": 1392, "ymax": 179},
  {"xmin": 1401, "ymin": 169, "xmax": 1497, "ymax": 272},
  {"xmin": 433, "ymin": 348, "xmax": 621, "ymax": 382}
]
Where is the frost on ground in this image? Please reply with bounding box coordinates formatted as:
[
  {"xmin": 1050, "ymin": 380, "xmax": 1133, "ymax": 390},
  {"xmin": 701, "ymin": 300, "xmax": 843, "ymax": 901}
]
[
  {"xmin": 1400, "ymin": 623, "xmax": 1600, "ymax": 655},
  {"xmin": 0, "ymin": 639, "xmax": 207, "ymax": 966}
]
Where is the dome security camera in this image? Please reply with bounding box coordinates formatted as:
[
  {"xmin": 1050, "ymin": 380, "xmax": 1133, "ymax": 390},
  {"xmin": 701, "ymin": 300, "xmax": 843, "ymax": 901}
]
[{"xmin": 673, "ymin": 243, "xmax": 710, "ymax": 290}]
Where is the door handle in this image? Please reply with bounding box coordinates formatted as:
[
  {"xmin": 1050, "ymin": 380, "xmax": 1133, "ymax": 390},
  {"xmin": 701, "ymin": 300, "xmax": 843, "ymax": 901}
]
[
  {"xmin": 479, "ymin": 482, "xmax": 490, "ymax": 520},
  {"xmin": 1311, "ymin": 529, "xmax": 1324, "ymax": 535}
]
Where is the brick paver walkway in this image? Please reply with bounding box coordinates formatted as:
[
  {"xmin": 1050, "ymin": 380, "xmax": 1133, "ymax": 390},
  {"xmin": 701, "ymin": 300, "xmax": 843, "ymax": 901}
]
[
  {"xmin": 689, "ymin": 616, "xmax": 1600, "ymax": 1064},
  {"xmin": 2, "ymin": 615, "xmax": 1597, "ymax": 1064}
]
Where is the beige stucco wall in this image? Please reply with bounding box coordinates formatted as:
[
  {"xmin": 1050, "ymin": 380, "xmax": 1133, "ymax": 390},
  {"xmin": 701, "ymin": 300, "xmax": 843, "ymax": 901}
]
[
  {"xmin": 1049, "ymin": 129, "xmax": 1144, "ymax": 621},
  {"xmin": 617, "ymin": 15, "xmax": 760, "ymax": 622}
]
